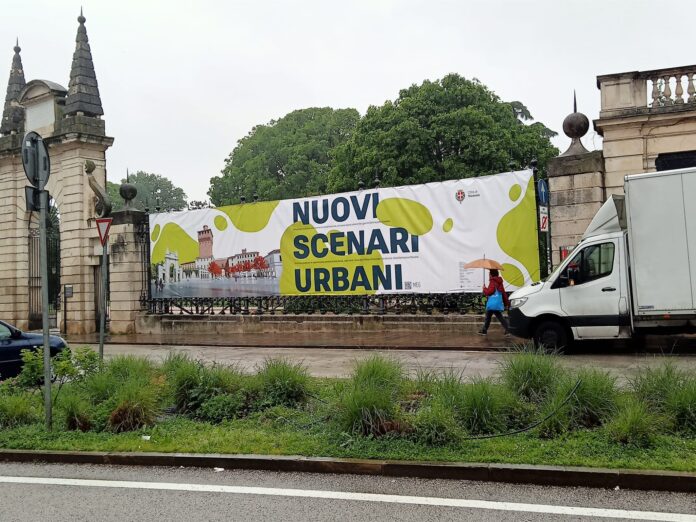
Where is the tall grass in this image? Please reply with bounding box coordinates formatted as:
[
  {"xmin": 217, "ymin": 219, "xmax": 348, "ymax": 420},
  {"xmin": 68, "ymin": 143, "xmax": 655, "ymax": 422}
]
[
  {"xmin": 500, "ymin": 351, "xmax": 563, "ymax": 403},
  {"xmin": 539, "ymin": 369, "xmax": 618, "ymax": 438},
  {"xmin": 665, "ymin": 377, "xmax": 696, "ymax": 435},
  {"xmin": 0, "ymin": 394, "xmax": 38, "ymax": 429},
  {"xmin": 257, "ymin": 358, "xmax": 311, "ymax": 408},
  {"xmin": 336, "ymin": 355, "xmax": 406, "ymax": 436},
  {"xmin": 630, "ymin": 362, "xmax": 686, "ymax": 414},
  {"xmin": 106, "ymin": 355, "xmax": 156, "ymax": 382},
  {"xmin": 108, "ymin": 379, "xmax": 160, "ymax": 433},
  {"xmin": 606, "ymin": 398, "xmax": 659, "ymax": 447}
]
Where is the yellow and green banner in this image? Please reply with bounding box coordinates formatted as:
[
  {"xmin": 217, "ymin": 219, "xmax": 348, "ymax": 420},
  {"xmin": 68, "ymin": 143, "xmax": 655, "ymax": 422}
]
[{"xmin": 149, "ymin": 169, "xmax": 540, "ymax": 297}]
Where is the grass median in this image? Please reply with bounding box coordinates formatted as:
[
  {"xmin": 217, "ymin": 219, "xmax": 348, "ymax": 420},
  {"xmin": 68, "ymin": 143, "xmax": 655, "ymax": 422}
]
[{"xmin": 1, "ymin": 347, "xmax": 695, "ymax": 472}]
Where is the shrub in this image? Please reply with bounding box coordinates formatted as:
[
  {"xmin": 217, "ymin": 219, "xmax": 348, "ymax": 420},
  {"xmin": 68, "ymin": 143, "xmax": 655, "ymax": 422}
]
[
  {"xmin": 197, "ymin": 393, "xmax": 246, "ymax": 423},
  {"xmin": 412, "ymin": 402, "xmax": 459, "ymax": 445},
  {"xmin": 606, "ymin": 399, "xmax": 659, "ymax": 447},
  {"xmin": 107, "ymin": 380, "xmax": 159, "ymax": 433},
  {"xmin": 665, "ymin": 378, "xmax": 696, "ymax": 436},
  {"xmin": 257, "ymin": 358, "xmax": 310, "ymax": 408},
  {"xmin": 630, "ymin": 362, "xmax": 686, "ymax": 414},
  {"xmin": 500, "ymin": 352, "xmax": 563, "ymax": 403},
  {"xmin": 0, "ymin": 394, "xmax": 38, "ymax": 428},
  {"xmin": 59, "ymin": 393, "xmax": 93, "ymax": 432},
  {"xmin": 352, "ymin": 355, "xmax": 405, "ymax": 391}
]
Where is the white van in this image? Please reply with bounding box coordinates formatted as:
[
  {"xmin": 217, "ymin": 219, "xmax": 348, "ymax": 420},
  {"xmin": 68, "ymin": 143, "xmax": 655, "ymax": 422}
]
[{"xmin": 509, "ymin": 167, "xmax": 696, "ymax": 349}]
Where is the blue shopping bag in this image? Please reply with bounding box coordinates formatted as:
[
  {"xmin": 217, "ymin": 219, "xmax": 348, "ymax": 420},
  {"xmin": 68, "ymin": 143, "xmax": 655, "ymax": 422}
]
[{"xmin": 486, "ymin": 289, "xmax": 504, "ymax": 312}]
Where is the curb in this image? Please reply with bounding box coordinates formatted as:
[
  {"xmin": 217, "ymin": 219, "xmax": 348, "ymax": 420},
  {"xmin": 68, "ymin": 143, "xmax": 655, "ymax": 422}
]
[{"xmin": 1, "ymin": 450, "xmax": 694, "ymax": 492}]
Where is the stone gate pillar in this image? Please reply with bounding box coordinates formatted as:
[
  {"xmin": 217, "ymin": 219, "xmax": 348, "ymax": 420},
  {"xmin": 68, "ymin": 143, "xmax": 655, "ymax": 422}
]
[
  {"xmin": 0, "ymin": 13, "xmax": 113, "ymax": 334},
  {"xmin": 108, "ymin": 211, "xmax": 147, "ymax": 335},
  {"xmin": 547, "ymin": 103, "xmax": 606, "ymax": 267}
]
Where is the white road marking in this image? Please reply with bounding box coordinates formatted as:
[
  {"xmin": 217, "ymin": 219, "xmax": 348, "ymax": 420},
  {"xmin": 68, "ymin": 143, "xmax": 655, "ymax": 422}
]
[{"xmin": 0, "ymin": 475, "xmax": 693, "ymax": 521}]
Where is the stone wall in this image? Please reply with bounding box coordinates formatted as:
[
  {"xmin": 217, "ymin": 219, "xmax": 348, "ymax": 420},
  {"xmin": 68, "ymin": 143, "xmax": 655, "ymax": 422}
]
[{"xmin": 547, "ymin": 151, "xmax": 605, "ymax": 266}]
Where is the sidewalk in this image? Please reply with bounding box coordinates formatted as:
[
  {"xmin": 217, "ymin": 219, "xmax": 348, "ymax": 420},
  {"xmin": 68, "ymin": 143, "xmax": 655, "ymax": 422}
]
[
  {"xmin": 67, "ymin": 330, "xmax": 511, "ymax": 350},
  {"xmin": 89, "ymin": 343, "xmax": 696, "ymax": 381}
]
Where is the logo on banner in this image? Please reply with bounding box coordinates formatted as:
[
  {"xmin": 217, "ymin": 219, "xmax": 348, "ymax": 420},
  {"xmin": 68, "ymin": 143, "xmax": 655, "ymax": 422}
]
[{"xmin": 455, "ymin": 189, "xmax": 465, "ymax": 203}]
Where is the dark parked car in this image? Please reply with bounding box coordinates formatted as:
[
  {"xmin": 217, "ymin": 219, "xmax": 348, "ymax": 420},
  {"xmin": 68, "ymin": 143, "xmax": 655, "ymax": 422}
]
[{"xmin": 0, "ymin": 320, "xmax": 67, "ymax": 380}]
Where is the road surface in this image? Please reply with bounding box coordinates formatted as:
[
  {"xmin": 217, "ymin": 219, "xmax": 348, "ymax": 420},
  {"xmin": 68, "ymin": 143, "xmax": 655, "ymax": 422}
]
[{"xmin": 0, "ymin": 462, "xmax": 694, "ymax": 521}]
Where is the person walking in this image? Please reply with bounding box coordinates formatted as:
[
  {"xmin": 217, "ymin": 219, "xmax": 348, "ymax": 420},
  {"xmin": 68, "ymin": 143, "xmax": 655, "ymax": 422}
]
[{"xmin": 478, "ymin": 269, "xmax": 510, "ymax": 336}]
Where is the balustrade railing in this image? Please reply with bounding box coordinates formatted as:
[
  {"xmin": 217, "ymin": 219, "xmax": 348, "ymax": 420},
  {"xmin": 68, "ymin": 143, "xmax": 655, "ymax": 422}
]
[
  {"xmin": 597, "ymin": 65, "xmax": 696, "ymax": 115},
  {"xmin": 647, "ymin": 69, "xmax": 696, "ymax": 108}
]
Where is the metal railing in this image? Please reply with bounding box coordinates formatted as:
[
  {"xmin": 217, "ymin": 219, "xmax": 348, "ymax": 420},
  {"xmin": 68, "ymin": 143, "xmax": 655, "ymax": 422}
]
[{"xmin": 142, "ymin": 293, "xmax": 488, "ymax": 316}]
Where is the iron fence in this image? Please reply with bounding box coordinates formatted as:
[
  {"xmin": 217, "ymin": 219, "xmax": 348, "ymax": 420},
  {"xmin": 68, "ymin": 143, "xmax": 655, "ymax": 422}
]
[{"xmin": 143, "ymin": 293, "xmax": 487, "ymax": 316}]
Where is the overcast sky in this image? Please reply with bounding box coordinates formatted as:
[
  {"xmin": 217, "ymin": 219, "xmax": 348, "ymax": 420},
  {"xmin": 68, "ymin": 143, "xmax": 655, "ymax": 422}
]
[{"xmin": 4, "ymin": 0, "xmax": 696, "ymax": 202}]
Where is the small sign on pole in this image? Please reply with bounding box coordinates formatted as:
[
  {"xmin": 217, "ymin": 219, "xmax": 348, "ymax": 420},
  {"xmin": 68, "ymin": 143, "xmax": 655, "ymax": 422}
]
[
  {"xmin": 96, "ymin": 217, "xmax": 112, "ymax": 246},
  {"xmin": 539, "ymin": 205, "xmax": 549, "ymax": 232},
  {"xmin": 95, "ymin": 217, "xmax": 112, "ymax": 361},
  {"xmin": 537, "ymin": 178, "xmax": 549, "ymax": 206}
]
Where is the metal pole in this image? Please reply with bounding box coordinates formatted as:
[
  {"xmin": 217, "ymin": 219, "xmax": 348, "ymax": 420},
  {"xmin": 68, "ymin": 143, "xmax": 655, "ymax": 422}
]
[
  {"xmin": 530, "ymin": 159, "xmax": 544, "ymax": 280},
  {"xmin": 38, "ymin": 148, "xmax": 52, "ymax": 430},
  {"xmin": 99, "ymin": 241, "xmax": 108, "ymax": 360}
]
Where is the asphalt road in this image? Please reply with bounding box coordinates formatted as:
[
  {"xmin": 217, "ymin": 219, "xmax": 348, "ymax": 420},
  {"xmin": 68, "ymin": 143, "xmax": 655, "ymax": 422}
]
[
  {"xmin": 94, "ymin": 343, "xmax": 696, "ymax": 381},
  {"xmin": 0, "ymin": 463, "xmax": 694, "ymax": 521}
]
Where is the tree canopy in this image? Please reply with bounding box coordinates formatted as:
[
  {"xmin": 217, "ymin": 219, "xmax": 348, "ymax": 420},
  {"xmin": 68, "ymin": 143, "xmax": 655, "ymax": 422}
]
[
  {"xmin": 208, "ymin": 107, "xmax": 361, "ymax": 205},
  {"xmin": 327, "ymin": 74, "xmax": 558, "ymax": 193},
  {"xmin": 107, "ymin": 171, "xmax": 188, "ymax": 212}
]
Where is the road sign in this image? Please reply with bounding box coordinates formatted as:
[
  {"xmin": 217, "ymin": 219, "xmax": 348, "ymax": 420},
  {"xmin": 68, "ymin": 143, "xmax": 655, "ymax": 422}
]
[
  {"xmin": 539, "ymin": 205, "xmax": 549, "ymax": 232},
  {"xmin": 96, "ymin": 217, "xmax": 112, "ymax": 246},
  {"xmin": 537, "ymin": 178, "xmax": 549, "ymax": 206},
  {"xmin": 21, "ymin": 131, "xmax": 50, "ymax": 188},
  {"xmin": 25, "ymin": 186, "xmax": 41, "ymax": 212}
]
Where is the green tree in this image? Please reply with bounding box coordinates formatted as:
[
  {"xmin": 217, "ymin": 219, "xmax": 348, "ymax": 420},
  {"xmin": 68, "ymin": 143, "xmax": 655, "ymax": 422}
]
[
  {"xmin": 208, "ymin": 107, "xmax": 360, "ymax": 205},
  {"xmin": 107, "ymin": 171, "xmax": 188, "ymax": 211},
  {"xmin": 328, "ymin": 74, "xmax": 558, "ymax": 192}
]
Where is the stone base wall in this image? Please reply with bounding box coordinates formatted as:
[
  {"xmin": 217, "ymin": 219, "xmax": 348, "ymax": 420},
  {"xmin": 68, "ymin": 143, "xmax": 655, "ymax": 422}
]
[{"xmin": 135, "ymin": 312, "xmax": 489, "ymax": 337}]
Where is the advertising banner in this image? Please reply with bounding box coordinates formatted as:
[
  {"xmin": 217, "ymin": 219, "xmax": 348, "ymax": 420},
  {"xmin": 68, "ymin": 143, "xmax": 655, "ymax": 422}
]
[{"xmin": 149, "ymin": 169, "xmax": 540, "ymax": 297}]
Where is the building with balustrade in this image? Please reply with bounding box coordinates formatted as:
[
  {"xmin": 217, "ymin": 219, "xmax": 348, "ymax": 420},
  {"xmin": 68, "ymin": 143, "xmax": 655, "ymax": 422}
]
[{"xmin": 548, "ymin": 66, "xmax": 696, "ymax": 266}]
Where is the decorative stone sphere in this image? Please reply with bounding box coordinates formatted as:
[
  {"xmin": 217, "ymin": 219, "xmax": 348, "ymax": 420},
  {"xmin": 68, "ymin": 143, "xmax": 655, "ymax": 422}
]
[
  {"xmin": 562, "ymin": 112, "xmax": 589, "ymax": 139},
  {"xmin": 119, "ymin": 182, "xmax": 137, "ymax": 204}
]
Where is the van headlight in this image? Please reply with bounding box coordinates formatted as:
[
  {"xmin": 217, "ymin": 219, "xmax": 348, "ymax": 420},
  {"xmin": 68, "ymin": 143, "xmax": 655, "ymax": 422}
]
[{"xmin": 509, "ymin": 297, "xmax": 527, "ymax": 310}]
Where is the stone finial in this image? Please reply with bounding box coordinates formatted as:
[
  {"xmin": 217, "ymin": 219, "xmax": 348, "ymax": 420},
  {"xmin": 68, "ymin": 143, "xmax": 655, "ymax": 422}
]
[
  {"xmin": 560, "ymin": 91, "xmax": 590, "ymax": 157},
  {"xmin": 64, "ymin": 9, "xmax": 104, "ymax": 117},
  {"xmin": 120, "ymin": 169, "xmax": 138, "ymax": 209},
  {"xmin": 1, "ymin": 39, "xmax": 27, "ymax": 135}
]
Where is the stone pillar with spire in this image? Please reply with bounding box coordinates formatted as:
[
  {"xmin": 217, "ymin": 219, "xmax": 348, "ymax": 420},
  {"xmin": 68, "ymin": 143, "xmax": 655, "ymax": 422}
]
[
  {"xmin": 53, "ymin": 9, "xmax": 114, "ymax": 334},
  {"xmin": 0, "ymin": 40, "xmax": 29, "ymax": 327},
  {"xmin": 547, "ymin": 95, "xmax": 606, "ymax": 267}
]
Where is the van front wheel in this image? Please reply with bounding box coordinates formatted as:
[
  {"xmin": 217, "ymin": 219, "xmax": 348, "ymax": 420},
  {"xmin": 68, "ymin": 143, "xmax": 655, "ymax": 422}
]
[{"xmin": 533, "ymin": 320, "xmax": 570, "ymax": 352}]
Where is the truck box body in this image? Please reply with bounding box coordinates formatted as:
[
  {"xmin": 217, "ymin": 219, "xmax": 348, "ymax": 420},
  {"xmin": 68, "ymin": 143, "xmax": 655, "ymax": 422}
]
[{"xmin": 625, "ymin": 168, "xmax": 696, "ymax": 317}]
